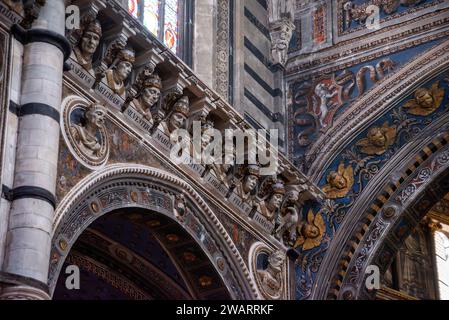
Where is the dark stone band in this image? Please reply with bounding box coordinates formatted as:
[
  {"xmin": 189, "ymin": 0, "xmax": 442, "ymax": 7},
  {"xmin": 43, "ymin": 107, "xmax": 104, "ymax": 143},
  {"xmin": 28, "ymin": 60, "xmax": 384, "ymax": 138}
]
[
  {"xmin": 8, "ymin": 100, "xmax": 20, "ymax": 116},
  {"xmin": 11, "ymin": 24, "xmax": 72, "ymax": 61},
  {"xmin": 0, "ymin": 271, "xmax": 50, "ymax": 295},
  {"xmin": 20, "ymin": 103, "xmax": 60, "ymax": 123},
  {"xmin": 4, "ymin": 185, "xmax": 57, "ymax": 209}
]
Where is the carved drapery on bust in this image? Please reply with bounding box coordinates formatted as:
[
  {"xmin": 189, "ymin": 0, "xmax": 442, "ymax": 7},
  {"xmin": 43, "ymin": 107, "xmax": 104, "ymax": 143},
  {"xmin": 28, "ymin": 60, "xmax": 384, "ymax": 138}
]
[
  {"xmin": 71, "ymin": 18, "xmax": 102, "ymax": 74},
  {"xmin": 129, "ymin": 65, "xmax": 162, "ymax": 123},
  {"xmin": 157, "ymin": 95, "xmax": 190, "ymax": 136},
  {"xmin": 99, "ymin": 43, "xmax": 136, "ymax": 99},
  {"xmin": 70, "ymin": 103, "xmax": 108, "ymax": 158},
  {"xmin": 235, "ymin": 164, "xmax": 260, "ymax": 204},
  {"xmin": 267, "ymin": 0, "xmax": 295, "ymax": 67},
  {"xmin": 61, "ymin": 96, "xmax": 110, "ymax": 170},
  {"xmin": 255, "ymin": 250, "xmax": 286, "ymax": 299},
  {"xmin": 105, "ymin": 47, "xmax": 135, "ymax": 98},
  {"xmin": 257, "ymin": 180, "xmax": 286, "ymax": 221}
]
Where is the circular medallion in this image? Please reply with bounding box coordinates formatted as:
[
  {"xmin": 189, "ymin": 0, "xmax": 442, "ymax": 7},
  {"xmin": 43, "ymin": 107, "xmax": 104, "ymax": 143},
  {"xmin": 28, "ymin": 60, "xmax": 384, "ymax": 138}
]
[
  {"xmin": 249, "ymin": 242, "xmax": 286, "ymax": 300},
  {"xmin": 61, "ymin": 95, "xmax": 110, "ymax": 170}
]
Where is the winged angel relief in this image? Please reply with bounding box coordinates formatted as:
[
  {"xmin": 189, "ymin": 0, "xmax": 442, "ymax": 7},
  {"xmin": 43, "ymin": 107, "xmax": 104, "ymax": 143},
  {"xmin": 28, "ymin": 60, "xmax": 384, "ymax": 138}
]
[
  {"xmin": 294, "ymin": 209, "xmax": 326, "ymax": 251},
  {"xmin": 356, "ymin": 122, "xmax": 397, "ymax": 156},
  {"xmin": 403, "ymin": 81, "xmax": 445, "ymax": 116},
  {"xmin": 323, "ymin": 162, "xmax": 355, "ymax": 199}
]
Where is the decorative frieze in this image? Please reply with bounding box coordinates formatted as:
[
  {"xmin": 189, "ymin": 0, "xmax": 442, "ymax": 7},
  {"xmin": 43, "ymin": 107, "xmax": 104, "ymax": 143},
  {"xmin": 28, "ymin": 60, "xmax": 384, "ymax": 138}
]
[{"xmin": 58, "ymin": 0, "xmax": 324, "ymax": 249}]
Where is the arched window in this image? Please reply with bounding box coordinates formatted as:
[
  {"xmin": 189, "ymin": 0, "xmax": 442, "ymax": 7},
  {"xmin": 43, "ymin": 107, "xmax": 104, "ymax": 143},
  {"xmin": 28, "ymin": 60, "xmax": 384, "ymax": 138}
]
[{"xmin": 128, "ymin": 0, "xmax": 193, "ymax": 64}]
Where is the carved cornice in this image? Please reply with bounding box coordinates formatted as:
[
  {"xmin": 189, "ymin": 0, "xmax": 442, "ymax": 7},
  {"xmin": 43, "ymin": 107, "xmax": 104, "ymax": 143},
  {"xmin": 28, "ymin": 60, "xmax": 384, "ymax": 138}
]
[
  {"xmin": 0, "ymin": 285, "xmax": 50, "ymax": 300},
  {"xmin": 63, "ymin": 0, "xmax": 324, "ymax": 204},
  {"xmin": 286, "ymin": 7, "xmax": 449, "ymax": 76}
]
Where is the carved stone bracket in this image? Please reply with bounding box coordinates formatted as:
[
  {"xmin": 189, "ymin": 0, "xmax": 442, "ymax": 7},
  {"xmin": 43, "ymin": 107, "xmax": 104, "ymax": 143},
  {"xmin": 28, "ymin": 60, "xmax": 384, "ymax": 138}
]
[{"xmin": 267, "ymin": 0, "xmax": 295, "ymax": 67}]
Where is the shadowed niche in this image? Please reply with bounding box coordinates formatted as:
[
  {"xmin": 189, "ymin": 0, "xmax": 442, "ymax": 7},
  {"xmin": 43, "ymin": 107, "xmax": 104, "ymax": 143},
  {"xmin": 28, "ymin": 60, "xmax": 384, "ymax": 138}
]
[{"xmin": 53, "ymin": 208, "xmax": 231, "ymax": 300}]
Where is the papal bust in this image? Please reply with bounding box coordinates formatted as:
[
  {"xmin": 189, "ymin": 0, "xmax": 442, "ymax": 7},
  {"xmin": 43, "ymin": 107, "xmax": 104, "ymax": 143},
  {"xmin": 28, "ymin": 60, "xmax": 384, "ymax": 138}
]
[
  {"xmin": 72, "ymin": 19, "xmax": 102, "ymax": 74},
  {"xmin": 105, "ymin": 47, "xmax": 135, "ymax": 98}
]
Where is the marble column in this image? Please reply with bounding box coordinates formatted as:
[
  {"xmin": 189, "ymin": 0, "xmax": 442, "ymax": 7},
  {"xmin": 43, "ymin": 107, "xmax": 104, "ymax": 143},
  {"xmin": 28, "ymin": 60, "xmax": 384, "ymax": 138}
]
[{"xmin": 1, "ymin": 0, "xmax": 68, "ymax": 300}]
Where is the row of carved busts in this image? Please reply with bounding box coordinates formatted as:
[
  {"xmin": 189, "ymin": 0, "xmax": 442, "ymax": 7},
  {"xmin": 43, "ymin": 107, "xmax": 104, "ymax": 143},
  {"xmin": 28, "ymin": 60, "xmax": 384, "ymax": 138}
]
[
  {"xmin": 67, "ymin": 17, "xmax": 318, "ymax": 247},
  {"xmin": 70, "ymin": 17, "xmax": 192, "ymax": 130},
  {"xmin": 72, "ymin": 100, "xmax": 313, "ymax": 246}
]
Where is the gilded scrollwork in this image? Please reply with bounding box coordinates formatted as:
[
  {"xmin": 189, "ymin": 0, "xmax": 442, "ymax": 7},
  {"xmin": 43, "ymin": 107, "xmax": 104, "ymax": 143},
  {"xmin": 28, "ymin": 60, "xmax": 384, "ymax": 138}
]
[{"xmin": 403, "ymin": 81, "xmax": 445, "ymax": 116}]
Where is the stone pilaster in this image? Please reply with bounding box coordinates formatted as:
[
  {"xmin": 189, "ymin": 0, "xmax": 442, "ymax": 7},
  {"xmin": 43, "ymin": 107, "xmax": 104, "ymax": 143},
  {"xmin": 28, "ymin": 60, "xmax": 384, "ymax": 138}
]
[{"xmin": 1, "ymin": 0, "xmax": 69, "ymax": 299}]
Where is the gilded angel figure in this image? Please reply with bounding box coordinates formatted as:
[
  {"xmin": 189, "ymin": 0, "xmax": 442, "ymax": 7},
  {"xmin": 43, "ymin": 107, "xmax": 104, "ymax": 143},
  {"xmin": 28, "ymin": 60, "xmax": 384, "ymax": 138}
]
[
  {"xmin": 294, "ymin": 209, "xmax": 326, "ymax": 251},
  {"xmin": 403, "ymin": 81, "xmax": 445, "ymax": 116},
  {"xmin": 356, "ymin": 122, "xmax": 397, "ymax": 156},
  {"xmin": 322, "ymin": 162, "xmax": 354, "ymax": 199}
]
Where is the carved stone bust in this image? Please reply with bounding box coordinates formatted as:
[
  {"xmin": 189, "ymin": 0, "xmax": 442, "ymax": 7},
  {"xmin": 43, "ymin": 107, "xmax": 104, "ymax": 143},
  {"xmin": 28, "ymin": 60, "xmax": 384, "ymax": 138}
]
[
  {"xmin": 70, "ymin": 103, "xmax": 108, "ymax": 159},
  {"xmin": 235, "ymin": 164, "xmax": 260, "ymax": 202},
  {"xmin": 257, "ymin": 180, "xmax": 285, "ymax": 221},
  {"xmin": 72, "ymin": 19, "xmax": 102, "ymax": 74},
  {"xmin": 209, "ymin": 148, "xmax": 235, "ymax": 188},
  {"xmin": 105, "ymin": 47, "xmax": 135, "ymax": 98},
  {"xmin": 158, "ymin": 95, "xmax": 190, "ymax": 136},
  {"xmin": 256, "ymin": 250, "xmax": 285, "ymax": 299},
  {"xmin": 131, "ymin": 72, "xmax": 162, "ymax": 122}
]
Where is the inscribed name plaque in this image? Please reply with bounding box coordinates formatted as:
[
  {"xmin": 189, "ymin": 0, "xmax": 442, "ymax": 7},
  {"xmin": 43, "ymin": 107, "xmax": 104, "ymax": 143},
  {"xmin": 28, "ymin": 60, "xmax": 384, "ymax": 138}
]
[
  {"xmin": 0, "ymin": 2, "xmax": 22, "ymax": 24},
  {"xmin": 124, "ymin": 106, "xmax": 153, "ymax": 136},
  {"xmin": 185, "ymin": 161, "xmax": 206, "ymax": 177},
  {"xmin": 228, "ymin": 192, "xmax": 253, "ymax": 216},
  {"xmin": 67, "ymin": 58, "xmax": 95, "ymax": 88},
  {"xmin": 252, "ymin": 211, "xmax": 275, "ymax": 234},
  {"xmin": 95, "ymin": 81, "xmax": 124, "ymax": 111},
  {"xmin": 151, "ymin": 129, "xmax": 173, "ymax": 154},
  {"xmin": 204, "ymin": 171, "xmax": 229, "ymax": 197}
]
